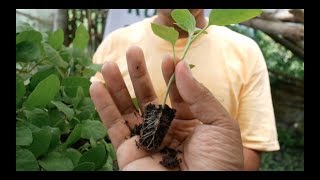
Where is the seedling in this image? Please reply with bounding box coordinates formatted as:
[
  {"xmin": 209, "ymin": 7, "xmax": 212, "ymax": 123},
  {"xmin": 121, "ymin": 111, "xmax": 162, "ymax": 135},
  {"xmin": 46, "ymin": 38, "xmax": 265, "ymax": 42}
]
[{"xmin": 134, "ymin": 9, "xmax": 262, "ymax": 167}]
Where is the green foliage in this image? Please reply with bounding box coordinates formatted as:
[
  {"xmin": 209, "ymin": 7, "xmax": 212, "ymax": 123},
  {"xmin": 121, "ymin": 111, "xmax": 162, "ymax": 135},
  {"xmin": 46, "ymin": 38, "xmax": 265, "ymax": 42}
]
[
  {"xmin": 171, "ymin": 9, "xmax": 196, "ymax": 34},
  {"xmin": 151, "ymin": 23, "xmax": 179, "ymax": 47},
  {"xmin": 16, "ymin": 23, "xmax": 115, "ymax": 171},
  {"xmin": 209, "ymin": 9, "xmax": 262, "ymax": 26}
]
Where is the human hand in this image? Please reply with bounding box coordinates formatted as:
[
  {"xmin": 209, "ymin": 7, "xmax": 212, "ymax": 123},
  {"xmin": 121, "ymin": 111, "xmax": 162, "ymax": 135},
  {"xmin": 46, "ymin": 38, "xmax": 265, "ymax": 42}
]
[{"xmin": 90, "ymin": 46, "xmax": 244, "ymax": 170}]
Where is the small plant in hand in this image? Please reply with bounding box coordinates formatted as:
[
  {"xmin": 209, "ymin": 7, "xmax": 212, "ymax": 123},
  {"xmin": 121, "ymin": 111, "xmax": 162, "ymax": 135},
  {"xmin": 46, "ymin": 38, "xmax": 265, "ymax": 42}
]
[{"xmin": 132, "ymin": 9, "xmax": 262, "ymax": 168}]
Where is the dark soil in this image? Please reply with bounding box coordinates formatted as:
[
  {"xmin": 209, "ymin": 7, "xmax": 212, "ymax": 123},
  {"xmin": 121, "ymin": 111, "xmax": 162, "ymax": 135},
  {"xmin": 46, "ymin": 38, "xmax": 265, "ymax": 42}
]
[
  {"xmin": 129, "ymin": 103, "xmax": 181, "ymax": 168},
  {"xmin": 159, "ymin": 147, "xmax": 182, "ymax": 169}
]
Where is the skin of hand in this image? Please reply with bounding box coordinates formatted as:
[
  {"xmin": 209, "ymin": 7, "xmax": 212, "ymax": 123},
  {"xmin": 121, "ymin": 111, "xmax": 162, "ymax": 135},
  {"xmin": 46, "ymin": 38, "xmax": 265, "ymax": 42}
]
[{"xmin": 89, "ymin": 46, "xmax": 244, "ymax": 170}]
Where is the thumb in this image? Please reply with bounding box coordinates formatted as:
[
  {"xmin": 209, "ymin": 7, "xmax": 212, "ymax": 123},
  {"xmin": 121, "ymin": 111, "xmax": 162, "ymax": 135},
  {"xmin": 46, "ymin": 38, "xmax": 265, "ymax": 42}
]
[{"xmin": 175, "ymin": 61, "xmax": 233, "ymax": 126}]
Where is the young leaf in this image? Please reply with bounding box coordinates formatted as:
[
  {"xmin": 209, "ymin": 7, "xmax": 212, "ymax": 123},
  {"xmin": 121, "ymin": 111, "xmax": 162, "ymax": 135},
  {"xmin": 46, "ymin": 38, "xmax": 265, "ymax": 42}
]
[
  {"xmin": 16, "ymin": 149, "xmax": 39, "ymax": 171},
  {"xmin": 16, "ymin": 30, "xmax": 42, "ymax": 45},
  {"xmin": 42, "ymin": 126, "xmax": 61, "ymax": 151},
  {"xmin": 24, "ymin": 74, "xmax": 60, "ymax": 109},
  {"xmin": 51, "ymin": 101, "xmax": 75, "ymax": 121},
  {"xmin": 72, "ymin": 24, "xmax": 89, "ymax": 50},
  {"xmin": 194, "ymin": 27, "xmax": 208, "ymax": 35},
  {"xmin": 78, "ymin": 144, "xmax": 108, "ymax": 170},
  {"xmin": 16, "ymin": 126, "xmax": 33, "ymax": 146},
  {"xmin": 48, "ymin": 29, "xmax": 64, "ymax": 50},
  {"xmin": 43, "ymin": 43, "xmax": 68, "ymax": 69},
  {"xmin": 29, "ymin": 67, "xmax": 58, "ymax": 91},
  {"xmin": 132, "ymin": 98, "xmax": 139, "ymax": 111},
  {"xmin": 64, "ymin": 148, "xmax": 82, "ymax": 166},
  {"xmin": 171, "ymin": 9, "xmax": 196, "ymax": 34},
  {"xmin": 39, "ymin": 152, "xmax": 74, "ymax": 171},
  {"xmin": 24, "ymin": 108, "xmax": 50, "ymax": 127},
  {"xmin": 151, "ymin": 23, "xmax": 179, "ymax": 46},
  {"xmin": 26, "ymin": 128, "xmax": 52, "ymax": 158},
  {"xmin": 189, "ymin": 64, "xmax": 195, "ymax": 69},
  {"xmin": 16, "ymin": 41, "xmax": 40, "ymax": 62},
  {"xmin": 209, "ymin": 9, "xmax": 262, "ymax": 26},
  {"xmin": 62, "ymin": 124, "xmax": 82, "ymax": 148},
  {"xmin": 73, "ymin": 162, "xmax": 95, "ymax": 171},
  {"xmin": 62, "ymin": 76, "xmax": 91, "ymax": 97},
  {"xmin": 81, "ymin": 120, "xmax": 107, "ymax": 140}
]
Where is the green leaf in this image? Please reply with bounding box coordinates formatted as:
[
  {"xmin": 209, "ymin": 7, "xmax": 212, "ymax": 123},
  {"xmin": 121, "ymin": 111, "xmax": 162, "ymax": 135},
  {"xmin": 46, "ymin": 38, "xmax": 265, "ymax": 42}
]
[
  {"xmin": 77, "ymin": 97, "xmax": 95, "ymax": 112},
  {"xmin": 151, "ymin": 23, "xmax": 179, "ymax": 46},
  {"xmin": 73, "ymin": 162, "xmax": 95, "ymax": 171},
  {"xmin": 72, "ymin": 87, "xmax": 84, "ymax": 108},
  {"xmin": 106, "ymin": 143, "xmax": 117, "ymax": 161},
  {"xmin": 64, "ymin": 148, "xmax": 82, "ymax": 166},
  {"xmin": 29, "ymin": 67, "xmax": 58, "ymax": 91},
  {"xmin": 16, "ymin": 76, "xmax": 25, "ymax": 105},
  {"xmin": 16, "ymin": 41, "xmax": 40, "ymax": 62},
  {"xmin": 62, "ymin": 76, "xmax": 91, "ymax": 97},
  {"xmin": 24, "ymin": 108, "xmax": 50, "ymax": 127},
  {"xmin": 43, "ymin": 43, "xmax": 68, "ymax": 69},
  {"xmin": 194, "ymin": 27, "xmax": 208, "ymax": 34},
  {"xmin": 39, "ymin": 152, "xmax": 73, "ymax": 171},
  {"xmin": 209, "ymin": 9, "xmax": 262, "ymax": 26},
  {"xmin": 16, "ymin": 126, "xmax": 33, "ymax": 146},
  {"xmin": 132, "ymin": 98, "xmax": 139, "ymax": 111},
  {"xmin": 51, "ymin": 101, "xmax": 74, "ymax": 121},
  {"xmin": 73, "ymin": 24, "xmax": 89, "ymax": 50},
  {"xmin": 42, "ymin": 126, "xmax": 61, "ymax": 151},
  {"xmin": 16, "ymin": 30, "xmax": 42, "ymax": 45},
  {"xmin": 16, "ymin": 149, "xmax": 39, "ymax": 171},
  {"xmin": 24, "ymin": 74, "xmax": 60, "ymax": 109},
  {"xmin": 189, "ymin": 64, "xmax": 195, "ymax": 69},
  {"xmin": 87, "ymin": 64, "xmax": 102, "ymax": 72},
  {"xmin": 78, "ymin": 144, "xmax": 108, "ymax": 170},
  {"xmin": 81, "ymin": 120, "xmax": 107, "ymax": 140},
  {"xmin": 62, "ymin": 124, "xmax": 82, "ymax": 148},
  {"xmin": 171, "ymin": 9, "xmax": 196, "ymax": 34},
  {"xmin": 26, "ymin": 128, "xmax": 52, "ymax": 158},
  {"xmin": 48, "ymin": 29, "xmax": 64, "ymax": 50}
]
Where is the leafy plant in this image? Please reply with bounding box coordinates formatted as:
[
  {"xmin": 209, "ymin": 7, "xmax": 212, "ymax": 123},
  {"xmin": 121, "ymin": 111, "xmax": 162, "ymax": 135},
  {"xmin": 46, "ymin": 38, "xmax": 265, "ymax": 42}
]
[
  {"xmin": 16, "ymin": 24, "xmax": 116, "ymax": 171},
  {"xmin": 150, "ymin": 9, "xmax": 262, "ymax": 107}
]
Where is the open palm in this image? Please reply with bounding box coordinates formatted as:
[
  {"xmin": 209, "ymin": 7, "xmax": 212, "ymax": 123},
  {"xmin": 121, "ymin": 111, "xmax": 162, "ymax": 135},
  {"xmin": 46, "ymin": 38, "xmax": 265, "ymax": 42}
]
[{"xmin": 90, "ymin": 46, "xmax": 244, "ymax": 170}]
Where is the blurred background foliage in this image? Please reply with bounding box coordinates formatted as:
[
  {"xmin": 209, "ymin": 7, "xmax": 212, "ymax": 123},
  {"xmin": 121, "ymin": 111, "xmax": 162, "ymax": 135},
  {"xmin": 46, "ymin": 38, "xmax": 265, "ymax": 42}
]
[{"xmin": 16, "ymin": 9, "xmax": 304, "ymax": 171}]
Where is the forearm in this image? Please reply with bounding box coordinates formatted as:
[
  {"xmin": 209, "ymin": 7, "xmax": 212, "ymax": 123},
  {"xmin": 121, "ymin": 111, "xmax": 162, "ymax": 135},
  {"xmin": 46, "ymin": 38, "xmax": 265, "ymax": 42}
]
[{"xmin": 243, "ymin": 147, "xmax": 261, "ymax": 170}]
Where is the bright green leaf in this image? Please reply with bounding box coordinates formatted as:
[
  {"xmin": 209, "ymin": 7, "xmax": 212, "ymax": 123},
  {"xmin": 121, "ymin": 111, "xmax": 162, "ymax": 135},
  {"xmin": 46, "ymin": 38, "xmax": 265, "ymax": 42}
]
[
  {"xmin": 48, "ymin": 29, "xmax": 64, "ymax": 50},
  {"xmin": 26, "ymin": 128, "xmax": 52, "ymax": 158},
  {"xmin": 151, "ymin": 23, "xmax": 179, "ymax": 46},
  {"xmin": 39, "ymin": 152, "xmax": 73, "ymax": 171},
  {"xmin": 73, "ymin": 24, "xmax": 89, "ymax": 50},
  {"xmin": 16, "ymin": 149, "xmax": 39, "ymax": 171},
  {"xmin": 73, "ymin": 162, "xmax": 95, "ymax": 171},
  {"xmin": 78, "ymin": 144, "xmax": 108, "ymax": 170},
  {"xmin": 209, "ymin": 9, "xmax": 262, "ymax": 26},
  {"xmin": 62, "ymin": 124, "xmax": 82, "ymax": 148},
  {"xmin": 24, "ymin": 74, "xmax": 60, "ymax": 109},
  {"xmin": 132, "ymin": 98, "xmax": 139, "ymax": 111},
  {"xmin": 24, "ymin": 108, "xmax": 50, "ymax": 127},
  {"xmin": 64, "ymin": 148, "xmax": 82, "ymax": 166},
  {"xmin": 16, "ymin": 30, "xmax": 42, "ymax": 45},
  {"xmin": 62, "ymin": 76, "xmax": 91, "ymax": 97},
  {"xmin": 51, "ymin": 101, "xmax": 74, "ymax": 121},
  {"xmin": 16, "ymin": 76, "xmax": 25, "ymax": 105},
  {"xmin": 194, "ymin": 27, "xmax": 208, "ymax": 34},
  {"xmin": 43, "ymin": 43, "xmax": 68, "ymax": 69},
  {"xmin": 29, "ymin": 67, "xmax": 58, "ymax": 91},
  {"xmin": 81, "ymin": 120, "xmax": 107, "ymax": 140},
  {"xmin": 171, "ymin": 9, "xmax": 196, "ymax": 34},
  {"xmin": 16, "ymin": 41, "xmax": 40, "ymax": 62},
  {"xmin": 16, "ymin": 126, "xmax": 33, "ymax": 146}
]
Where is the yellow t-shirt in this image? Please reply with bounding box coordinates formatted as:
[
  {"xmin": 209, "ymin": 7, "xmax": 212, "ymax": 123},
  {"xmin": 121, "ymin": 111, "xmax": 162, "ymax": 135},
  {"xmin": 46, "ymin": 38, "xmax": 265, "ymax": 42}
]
[{"xmin": 91, "ymin": 16, "xmax": 280, "ymax": 152}]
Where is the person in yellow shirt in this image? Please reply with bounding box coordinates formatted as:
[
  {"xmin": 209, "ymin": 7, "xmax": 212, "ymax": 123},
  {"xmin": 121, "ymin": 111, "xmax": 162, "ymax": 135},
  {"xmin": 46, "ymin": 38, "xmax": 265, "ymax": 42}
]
[{"xmin": 90, "ymin": 9, "xmax": 280, "ymax": 170}]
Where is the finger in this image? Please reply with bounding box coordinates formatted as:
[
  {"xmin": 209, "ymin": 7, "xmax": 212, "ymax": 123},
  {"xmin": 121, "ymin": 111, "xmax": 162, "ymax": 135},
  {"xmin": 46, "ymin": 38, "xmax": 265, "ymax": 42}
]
[
  {"xmin": 126, "ymin": 46, "xmax": 159, "ymax": 111},
  {"xmin": 90, "ymin": 82, "xmax": 131, "ymax": 150},
  {"xmin": 175, "ymin": 61, "xmax": 234, "ymax": 126},
  {"xmin": 161, "ymin": 55, "xmax": 193, "ymax": 119},
  {"xmin": 101, "ymin": 62, "xmax": 142, "ymax": 128}
]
